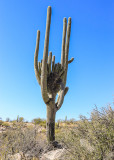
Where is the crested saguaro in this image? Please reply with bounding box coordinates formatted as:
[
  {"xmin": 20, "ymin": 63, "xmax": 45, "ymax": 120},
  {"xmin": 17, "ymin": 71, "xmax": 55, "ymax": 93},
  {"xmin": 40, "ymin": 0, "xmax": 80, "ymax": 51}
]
[{"xmin": 34, "ymin": 6, "xmax": 74, "ymax": 142}]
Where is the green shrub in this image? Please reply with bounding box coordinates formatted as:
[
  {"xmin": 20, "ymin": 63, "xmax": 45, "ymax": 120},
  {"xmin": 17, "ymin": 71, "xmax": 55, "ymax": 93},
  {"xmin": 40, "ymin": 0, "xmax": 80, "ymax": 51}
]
[
  {"xmin": 2, "ymin": 122, "xmax": 10, "ymax": 127},
  {"xmin": 41, "ymin": 129, "xmax": 46, "ymax": 133},
  {"xmin": 55, "ymin": 128, "xmax": 61, "ymax": 134},
  {"xmin": 39, "ymin": 121, "xmax": 46, "ymax": 128},
  {"xmin": 19, "ymin": 117, "xmax": 24, "ymax": 122},
  {"xmin": 11, "ymin": 120, "xmax": 17, "ymax": 126},
  {"xmin": 32, "ymin": 118, "xmax": 46, "ymax": 128},
  {"xmin": 0, "ymin": 120, "xmax": 3, "ymax": 125},
  {"xmin": 32, "ymin": 118, "xmax": 42, "ymax": 124}
]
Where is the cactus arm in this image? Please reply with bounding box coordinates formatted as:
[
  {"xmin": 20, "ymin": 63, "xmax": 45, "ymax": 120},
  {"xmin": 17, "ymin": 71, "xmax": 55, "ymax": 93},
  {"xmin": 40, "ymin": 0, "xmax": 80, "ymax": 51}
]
[
  {"xmin": 41, "ymin": 6, "xmax": 51, "ymax": 104},
  {"xmin": 64, "ymin": 86, "xmax": 69, "ymax": 95},
  {"xmin": 38, "ymin": 62, "xmax": 41, "ymax": 76},
  {"xmin": 68, "ymin": 57, "xmax": 74, "ymax": 64},
  {"xmin": 48, "ymin": 51, "xmax": 52, "ymax": 74},
  {"xmin": 55, "ymin": 87, "xmax": 69, "ymax": 109},
  {"xmin": 64, "ymin": 17, "xmax": 71, "ymax": 86},
  {"xmin": 34, "ymin": 30, "xmax": 41, "ymax": 85},
  {"xmin": 52, "ymin": 55, "xmax": 55, "ymax": 72},
  {"xmin": 56, "ymin": 82, "xmax": 65, "ymax": 111},
  {"xmin": 61, "ymin": 18, "xmax": 67, "ymax": 68},
  {"xmin": 41, "ymin": 59, "xmax": 42, "ymax": 67},
  {"xmin": 60, "ymin": 18, "xmax": 67, "ymax": 101}
]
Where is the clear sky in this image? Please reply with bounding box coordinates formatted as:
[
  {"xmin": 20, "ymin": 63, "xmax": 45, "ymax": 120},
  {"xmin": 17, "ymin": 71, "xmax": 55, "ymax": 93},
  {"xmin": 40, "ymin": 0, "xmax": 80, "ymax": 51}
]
[{"xmin": 0, "ymin": 0, "xmax": 114, "ymax": 121}]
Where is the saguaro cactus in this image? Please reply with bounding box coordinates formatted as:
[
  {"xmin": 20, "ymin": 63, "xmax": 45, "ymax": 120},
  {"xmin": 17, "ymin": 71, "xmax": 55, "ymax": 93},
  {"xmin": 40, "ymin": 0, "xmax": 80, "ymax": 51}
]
[{"xmin": 34, "ymin": 6, "xmax": 74, "ymax": 142}]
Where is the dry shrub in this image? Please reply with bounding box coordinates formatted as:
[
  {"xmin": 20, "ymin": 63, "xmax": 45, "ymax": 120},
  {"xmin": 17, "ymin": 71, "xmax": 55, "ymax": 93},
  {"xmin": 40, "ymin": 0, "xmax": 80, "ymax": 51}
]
[
  {"xmin": 0, "ymin": 123, "xmax": 46, "ymax": 159},
  {"xmin": 56, "ymin": 105, "xmax": 114, "ymax": 160}
]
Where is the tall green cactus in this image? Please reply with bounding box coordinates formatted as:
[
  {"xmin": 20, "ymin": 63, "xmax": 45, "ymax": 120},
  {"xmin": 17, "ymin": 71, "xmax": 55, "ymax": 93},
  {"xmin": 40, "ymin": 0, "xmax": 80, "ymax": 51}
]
[{"xmin": 34, "ymin": 6, "xmax": 74, "ymax": 142}]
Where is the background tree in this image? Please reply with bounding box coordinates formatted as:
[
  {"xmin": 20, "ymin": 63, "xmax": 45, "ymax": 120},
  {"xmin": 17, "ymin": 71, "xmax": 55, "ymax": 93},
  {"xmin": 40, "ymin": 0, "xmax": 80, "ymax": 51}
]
[
  {"xmin": 34, "ymin": 6, "xmax": 74, "ymax": 142},
  {"xmin": 19, "ymin": 117, "xmax": 24, "ymax": 123},
  {"xmin": 6, "ymin": 118, "xmax": 10, "ymax": 122}
]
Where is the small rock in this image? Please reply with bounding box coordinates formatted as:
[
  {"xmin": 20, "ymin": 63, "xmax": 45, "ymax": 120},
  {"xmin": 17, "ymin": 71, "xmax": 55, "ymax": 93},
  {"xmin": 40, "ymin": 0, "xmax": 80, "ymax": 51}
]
[
  {"xmin": 40, "ymin": 148, "xmax": 66, "ymax": 160},
  {"xmin": 80, "ymin": 139, "xmax": 94, "ymax": 152},
  {"xmin": 8, "ymin": 153, "xmax": 22, "ymax": 160}
]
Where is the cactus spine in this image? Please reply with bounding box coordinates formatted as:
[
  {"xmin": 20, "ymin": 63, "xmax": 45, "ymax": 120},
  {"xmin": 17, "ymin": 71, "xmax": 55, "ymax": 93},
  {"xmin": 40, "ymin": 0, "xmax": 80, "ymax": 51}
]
[{"xmin": 34, "ymin": 6, "xmax": 74, "ymax": 142}]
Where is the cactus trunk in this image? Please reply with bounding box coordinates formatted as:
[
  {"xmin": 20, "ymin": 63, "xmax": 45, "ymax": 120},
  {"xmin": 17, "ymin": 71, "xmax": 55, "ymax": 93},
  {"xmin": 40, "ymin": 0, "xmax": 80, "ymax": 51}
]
[{"xmin": 46, "ymin": 100, "xmax": 56, "ymax": 142}]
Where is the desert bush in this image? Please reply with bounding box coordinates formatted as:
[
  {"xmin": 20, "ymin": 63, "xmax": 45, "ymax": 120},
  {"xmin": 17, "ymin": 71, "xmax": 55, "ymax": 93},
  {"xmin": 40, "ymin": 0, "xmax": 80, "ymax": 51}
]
[
  {"xmin": 55, "ymin": 128, "xmax": 61, "ymax": 134},
  {"xmin": 55, "ymin": 122, "xmax": 60, "ymax": 128},
  {"xmin": 32, "ymin": 118, "xmax": 42, "ymax": 124},
  {"xmin": 56, "ymin": 105, "xmax": 114, "ymax": 160},
  {"xmin": 41, "ymin": 128, "xmax": 46, "ymax": 133},
  {"xmin": 2, "ymin": 122, "xmax": 10, "ymax": 127},
  {"xmin": 39, "ymin": 121, "xmax": 46, "ymax": 128},
  {"xmin": 32, "ymin": 118, "xmax": 46, "ymax": 128},
  {"xmin": 16, "ymin": 115, "xmax": 24, "ymax": 123},
  {"xmin": 68, "ymin": 118, "xmax": 76, "ymax": 124},
  {"xmin": 11, "ymin": 120, "xmax": 17, "ymax": 126},
  {"xmin": 18, "ymin": 117, "xmax": 24, "ymax": 122},
  {"xmin": 0, "ymin": 120, "xmax": 3, "ymax": 125},
  {"xmin": 0, "ymin": 124, "xmax": 46, "ymax": 159}
]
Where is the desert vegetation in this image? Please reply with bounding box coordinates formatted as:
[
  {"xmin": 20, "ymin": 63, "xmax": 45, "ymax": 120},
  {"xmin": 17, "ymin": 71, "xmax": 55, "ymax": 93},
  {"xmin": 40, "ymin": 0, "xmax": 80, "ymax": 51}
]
[
  {"xmin": 0, "ymin": 105, "xmax": 114, "ymax": 160},
  {"xmin": 0, "ymin": 119, "xmax": 46, "ymax": 160},
  {"xmin": 56, "ymin": 105, "xmax": 114, "ymax": 160}
]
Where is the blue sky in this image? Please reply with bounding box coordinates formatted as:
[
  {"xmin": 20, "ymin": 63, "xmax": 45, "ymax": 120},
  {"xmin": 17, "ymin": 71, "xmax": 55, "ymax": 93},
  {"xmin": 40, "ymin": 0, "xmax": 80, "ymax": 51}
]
[{"xmin": 0, "ymin": 0, "xmax": 114, "ymax": 121}]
